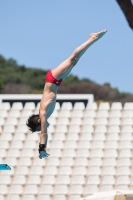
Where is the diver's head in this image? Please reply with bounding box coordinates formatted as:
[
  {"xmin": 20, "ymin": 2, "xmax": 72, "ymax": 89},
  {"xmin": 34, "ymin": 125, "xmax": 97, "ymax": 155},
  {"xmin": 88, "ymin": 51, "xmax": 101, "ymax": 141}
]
[{"xmin": 26, "ymin": 114, "xmax": 41, "ymax": 132}]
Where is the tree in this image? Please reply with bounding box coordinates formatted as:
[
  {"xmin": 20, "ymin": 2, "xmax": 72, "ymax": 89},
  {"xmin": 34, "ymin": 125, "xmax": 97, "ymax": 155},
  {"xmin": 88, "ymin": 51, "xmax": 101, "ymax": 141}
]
[
  {"xmin": 0, "ymin": 78, "xmax": 4, "ymax": 93},
  {"xmin": 116, "ymin": 0, "xmax": 133, "ymax": 30}
]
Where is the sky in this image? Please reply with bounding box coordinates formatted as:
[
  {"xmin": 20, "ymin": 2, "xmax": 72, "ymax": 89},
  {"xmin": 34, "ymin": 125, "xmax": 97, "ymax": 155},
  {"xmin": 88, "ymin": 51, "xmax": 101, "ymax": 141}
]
[{"xmin": 0, "ymin": 1, "xmax": 133, "ymax": 93}]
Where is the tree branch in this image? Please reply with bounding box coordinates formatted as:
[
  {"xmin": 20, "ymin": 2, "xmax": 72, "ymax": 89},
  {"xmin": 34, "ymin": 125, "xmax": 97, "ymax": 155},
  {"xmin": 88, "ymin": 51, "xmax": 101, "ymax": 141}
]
[{"xmin": 116, "ymin": 0, "xmax": 133, "ymax": 30}]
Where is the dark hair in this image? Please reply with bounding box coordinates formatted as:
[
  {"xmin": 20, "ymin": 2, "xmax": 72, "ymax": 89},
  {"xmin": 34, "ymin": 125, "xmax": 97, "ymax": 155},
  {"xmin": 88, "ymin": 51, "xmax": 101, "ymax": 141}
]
[{"xmin": 26, "ymin": 114, "xmax": 40, "ymax": 132}]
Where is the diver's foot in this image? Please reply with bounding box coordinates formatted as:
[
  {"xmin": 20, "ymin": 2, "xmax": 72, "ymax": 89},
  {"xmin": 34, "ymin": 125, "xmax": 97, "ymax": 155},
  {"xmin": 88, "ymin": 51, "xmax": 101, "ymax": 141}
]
[{"xmin": 89, "ymin": 30, "xmax": 107, "ymax": 41}]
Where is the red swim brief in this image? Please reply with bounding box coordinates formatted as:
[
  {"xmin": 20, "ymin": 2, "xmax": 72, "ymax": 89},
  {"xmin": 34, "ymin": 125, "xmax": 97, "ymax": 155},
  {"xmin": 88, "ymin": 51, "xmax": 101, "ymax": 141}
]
[{"xmin": 45, "ymin": 70, "xmax": 62, "ymax": 86}]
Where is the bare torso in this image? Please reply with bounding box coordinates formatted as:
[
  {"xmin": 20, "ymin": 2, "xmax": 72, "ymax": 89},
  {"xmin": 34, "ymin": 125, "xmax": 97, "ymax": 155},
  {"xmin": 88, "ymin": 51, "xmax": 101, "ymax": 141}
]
[{"xmin": 39, "ymin": 82, "xmax": 58, "ymax": 127}]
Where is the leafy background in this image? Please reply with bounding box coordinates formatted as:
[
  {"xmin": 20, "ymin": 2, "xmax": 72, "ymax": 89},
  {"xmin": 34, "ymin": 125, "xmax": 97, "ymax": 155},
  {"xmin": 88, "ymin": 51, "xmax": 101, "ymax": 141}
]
[{"xmin": 1, "ymin": 55, "xmax": 133, "ymax": 105}]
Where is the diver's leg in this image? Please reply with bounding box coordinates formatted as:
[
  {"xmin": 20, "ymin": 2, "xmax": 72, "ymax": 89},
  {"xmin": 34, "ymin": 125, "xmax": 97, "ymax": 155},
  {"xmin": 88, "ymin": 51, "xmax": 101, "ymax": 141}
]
[{"xmin": 52, "ymin": 30, "xmax": 107, "ymax": 80}]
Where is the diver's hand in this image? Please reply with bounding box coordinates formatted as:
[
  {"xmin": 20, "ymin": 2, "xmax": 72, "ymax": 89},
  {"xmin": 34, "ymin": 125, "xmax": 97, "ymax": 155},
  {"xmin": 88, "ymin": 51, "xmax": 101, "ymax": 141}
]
[
  {"xmin": 39, "ymin": 150, "xmax": 50, "ymax": 159},
  {"xmin": 38, "ymin": 144, "xmax": 50, "ymax": 159}
]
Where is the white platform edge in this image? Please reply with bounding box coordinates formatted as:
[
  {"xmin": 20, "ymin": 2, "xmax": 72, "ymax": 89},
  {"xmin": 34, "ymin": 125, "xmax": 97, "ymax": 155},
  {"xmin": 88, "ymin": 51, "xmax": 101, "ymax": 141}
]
[{"xmin": 0, "ymin": 94, "xmax": 94, "ymax": 105}]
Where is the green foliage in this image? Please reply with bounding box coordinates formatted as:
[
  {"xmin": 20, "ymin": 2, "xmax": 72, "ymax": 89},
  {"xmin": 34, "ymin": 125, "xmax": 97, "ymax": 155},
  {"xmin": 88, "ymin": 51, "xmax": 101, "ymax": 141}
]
[
  {"xmin": 117, "ymin": 92, "xmax": 131, "ymax": 99},
  {"xmin": 0, "ymin": 55, "xmax": 47, "ymax": 92},
  {"xmin": 104, "ymin": 83, "xmax": 111, "ymax": 88},
  {"xmin": 0, "ymin": 54, "xmax": 133, "ymax": 103},
  {"xmin": 0, "ymin": 78, "xmax": 4, "ymax": 93}
]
